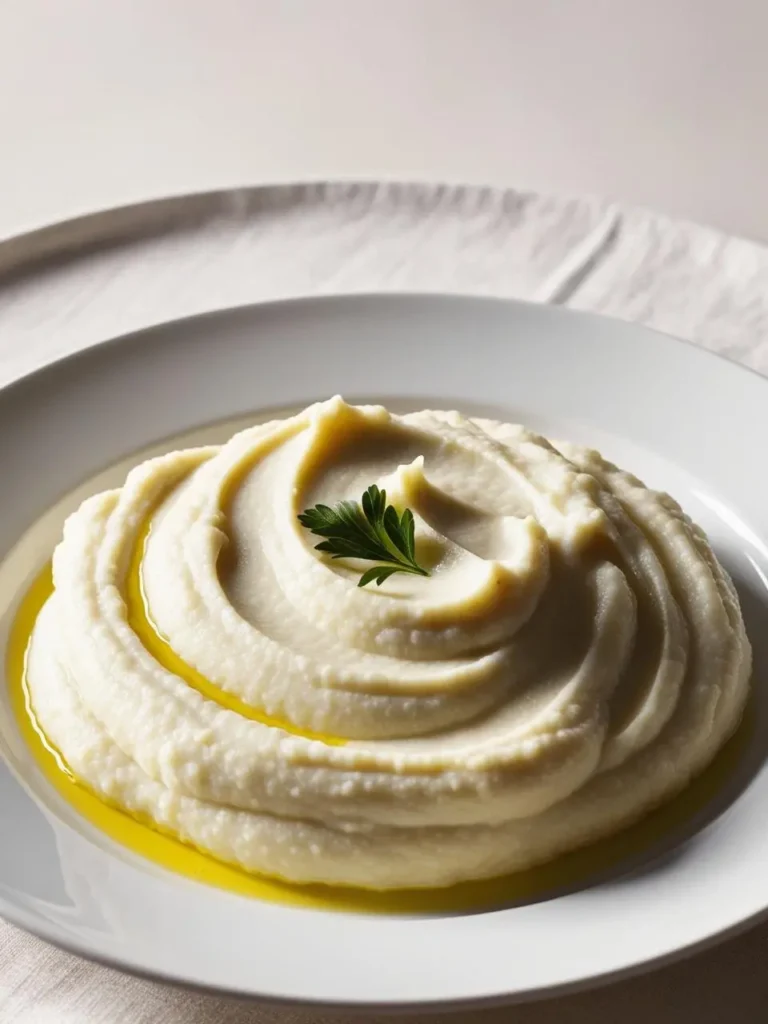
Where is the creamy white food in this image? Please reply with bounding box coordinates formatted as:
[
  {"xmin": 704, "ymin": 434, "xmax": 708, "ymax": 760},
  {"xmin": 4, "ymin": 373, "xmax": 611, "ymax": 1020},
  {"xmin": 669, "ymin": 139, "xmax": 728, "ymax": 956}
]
[{"xmin": 26, "ymin": 398, "xmax": 752, "ymax": 890}]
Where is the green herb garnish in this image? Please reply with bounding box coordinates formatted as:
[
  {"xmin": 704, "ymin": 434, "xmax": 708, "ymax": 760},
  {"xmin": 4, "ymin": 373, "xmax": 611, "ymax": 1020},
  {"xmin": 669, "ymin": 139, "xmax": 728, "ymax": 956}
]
[{"xmin": 298, "ymin": 484, "xmax": 430, "ymax": 587}]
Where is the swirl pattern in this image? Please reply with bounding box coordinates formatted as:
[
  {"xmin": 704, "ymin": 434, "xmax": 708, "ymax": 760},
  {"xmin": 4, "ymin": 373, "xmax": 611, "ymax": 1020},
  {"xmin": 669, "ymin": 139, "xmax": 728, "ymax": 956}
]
[{"xmin": 27, "ymin": 398, "xmax": 751, "ymax": 889}]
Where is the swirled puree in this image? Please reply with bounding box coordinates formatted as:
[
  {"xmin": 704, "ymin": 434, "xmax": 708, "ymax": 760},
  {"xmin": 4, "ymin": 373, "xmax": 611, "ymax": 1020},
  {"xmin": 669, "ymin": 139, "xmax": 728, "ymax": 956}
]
[{"xmin": 14, "ymin": 398, "xmax": 752, "ymax": 898}]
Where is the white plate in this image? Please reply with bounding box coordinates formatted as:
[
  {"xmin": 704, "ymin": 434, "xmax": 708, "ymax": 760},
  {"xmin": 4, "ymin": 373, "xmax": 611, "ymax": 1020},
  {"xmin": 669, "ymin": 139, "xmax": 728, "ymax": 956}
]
[{"xmin": 1, "ymin": 295, "xmax": 767, "ymax": 1011}]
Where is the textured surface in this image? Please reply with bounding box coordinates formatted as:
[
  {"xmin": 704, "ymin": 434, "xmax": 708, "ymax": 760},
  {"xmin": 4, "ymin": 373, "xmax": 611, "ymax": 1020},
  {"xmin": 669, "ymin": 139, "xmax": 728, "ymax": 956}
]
[{"xmin": 2, "ymin": 182, "xmax": 768, "ymax": 1021}]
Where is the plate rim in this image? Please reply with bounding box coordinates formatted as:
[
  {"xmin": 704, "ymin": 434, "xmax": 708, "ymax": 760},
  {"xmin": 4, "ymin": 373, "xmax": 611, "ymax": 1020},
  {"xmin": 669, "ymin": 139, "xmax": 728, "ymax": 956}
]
[
  {"xmin": 1, "ymin": 291, "xmax": 768, "ymax": 1010},
  {"xmin": 4, "ymin": 887, "xmax": 768, "ymax": 1014}
]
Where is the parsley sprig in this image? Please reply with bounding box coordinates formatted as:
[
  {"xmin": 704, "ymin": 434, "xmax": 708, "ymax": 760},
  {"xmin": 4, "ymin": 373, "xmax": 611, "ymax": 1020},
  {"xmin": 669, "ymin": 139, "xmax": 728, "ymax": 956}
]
[{"xmin": 298, "ymin": 484, "xmax": 430, "ymax": 587}]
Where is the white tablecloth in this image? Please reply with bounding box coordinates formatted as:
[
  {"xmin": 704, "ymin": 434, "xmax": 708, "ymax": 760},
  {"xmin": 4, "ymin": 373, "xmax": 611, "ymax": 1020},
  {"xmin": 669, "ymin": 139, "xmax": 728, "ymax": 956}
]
[{"xmin": 2, "ymin": 182, "xmax": 768, "ymax": 1023}]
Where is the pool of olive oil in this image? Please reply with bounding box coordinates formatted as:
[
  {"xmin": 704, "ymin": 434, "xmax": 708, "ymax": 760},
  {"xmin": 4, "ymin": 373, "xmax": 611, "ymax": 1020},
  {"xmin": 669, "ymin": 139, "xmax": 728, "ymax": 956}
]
[{"xmin": 0, "ymin": 416, "xmax": 752, "ymax": 916}]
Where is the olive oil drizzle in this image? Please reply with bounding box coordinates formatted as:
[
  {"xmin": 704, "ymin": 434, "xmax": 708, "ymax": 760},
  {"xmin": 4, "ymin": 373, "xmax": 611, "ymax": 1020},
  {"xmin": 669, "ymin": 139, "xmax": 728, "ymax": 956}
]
[
  {"xmin": 6, "ymin": 561, "xmax": 751, "ymax": 914},
  {"xmin": 125, "ymin": 517, "xmax": 344, "ymax": 745},
  {"xmin": 2, "ymin": 421, "xmax": 752, "ymax": 915}
]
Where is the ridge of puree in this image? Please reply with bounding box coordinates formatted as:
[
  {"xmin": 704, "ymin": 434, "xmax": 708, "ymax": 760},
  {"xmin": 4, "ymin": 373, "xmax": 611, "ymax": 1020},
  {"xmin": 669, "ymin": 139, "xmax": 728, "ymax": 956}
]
[{"xmin": 21, "ymin": 398, "xmax": 752, "ymax": 890}]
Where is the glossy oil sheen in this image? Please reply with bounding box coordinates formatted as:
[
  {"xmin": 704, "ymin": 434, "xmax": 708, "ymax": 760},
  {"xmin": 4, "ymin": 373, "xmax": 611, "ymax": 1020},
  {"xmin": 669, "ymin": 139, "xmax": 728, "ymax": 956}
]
[{"xmin": 3, "ymin": 416, "xmax": 751, "ymax": 916}]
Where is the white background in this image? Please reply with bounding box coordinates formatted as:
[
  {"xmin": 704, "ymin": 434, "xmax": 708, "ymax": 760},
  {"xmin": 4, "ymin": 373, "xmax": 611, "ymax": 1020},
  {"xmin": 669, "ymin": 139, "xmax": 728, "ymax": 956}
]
[
  {"xmin": 2, "ymin": 0, "xmax": 768, "ymax": 240},
  {"xmin": 3, "ymin": 3, "xmax": 768, "ymax": 1022}
]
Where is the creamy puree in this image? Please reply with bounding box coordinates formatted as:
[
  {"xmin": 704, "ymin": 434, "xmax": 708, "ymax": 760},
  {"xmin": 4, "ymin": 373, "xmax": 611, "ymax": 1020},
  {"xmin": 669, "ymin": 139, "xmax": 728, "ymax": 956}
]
[{"xmin": 25, "ymin": 398, "xmax": 751, "ymax": 890}]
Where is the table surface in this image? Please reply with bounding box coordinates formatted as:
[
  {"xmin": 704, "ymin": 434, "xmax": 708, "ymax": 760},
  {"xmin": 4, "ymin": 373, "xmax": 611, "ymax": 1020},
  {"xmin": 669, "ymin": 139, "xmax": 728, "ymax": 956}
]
[{"xmin": 2, "ymin": 0, "xmax": 768, "ymax": 241}]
